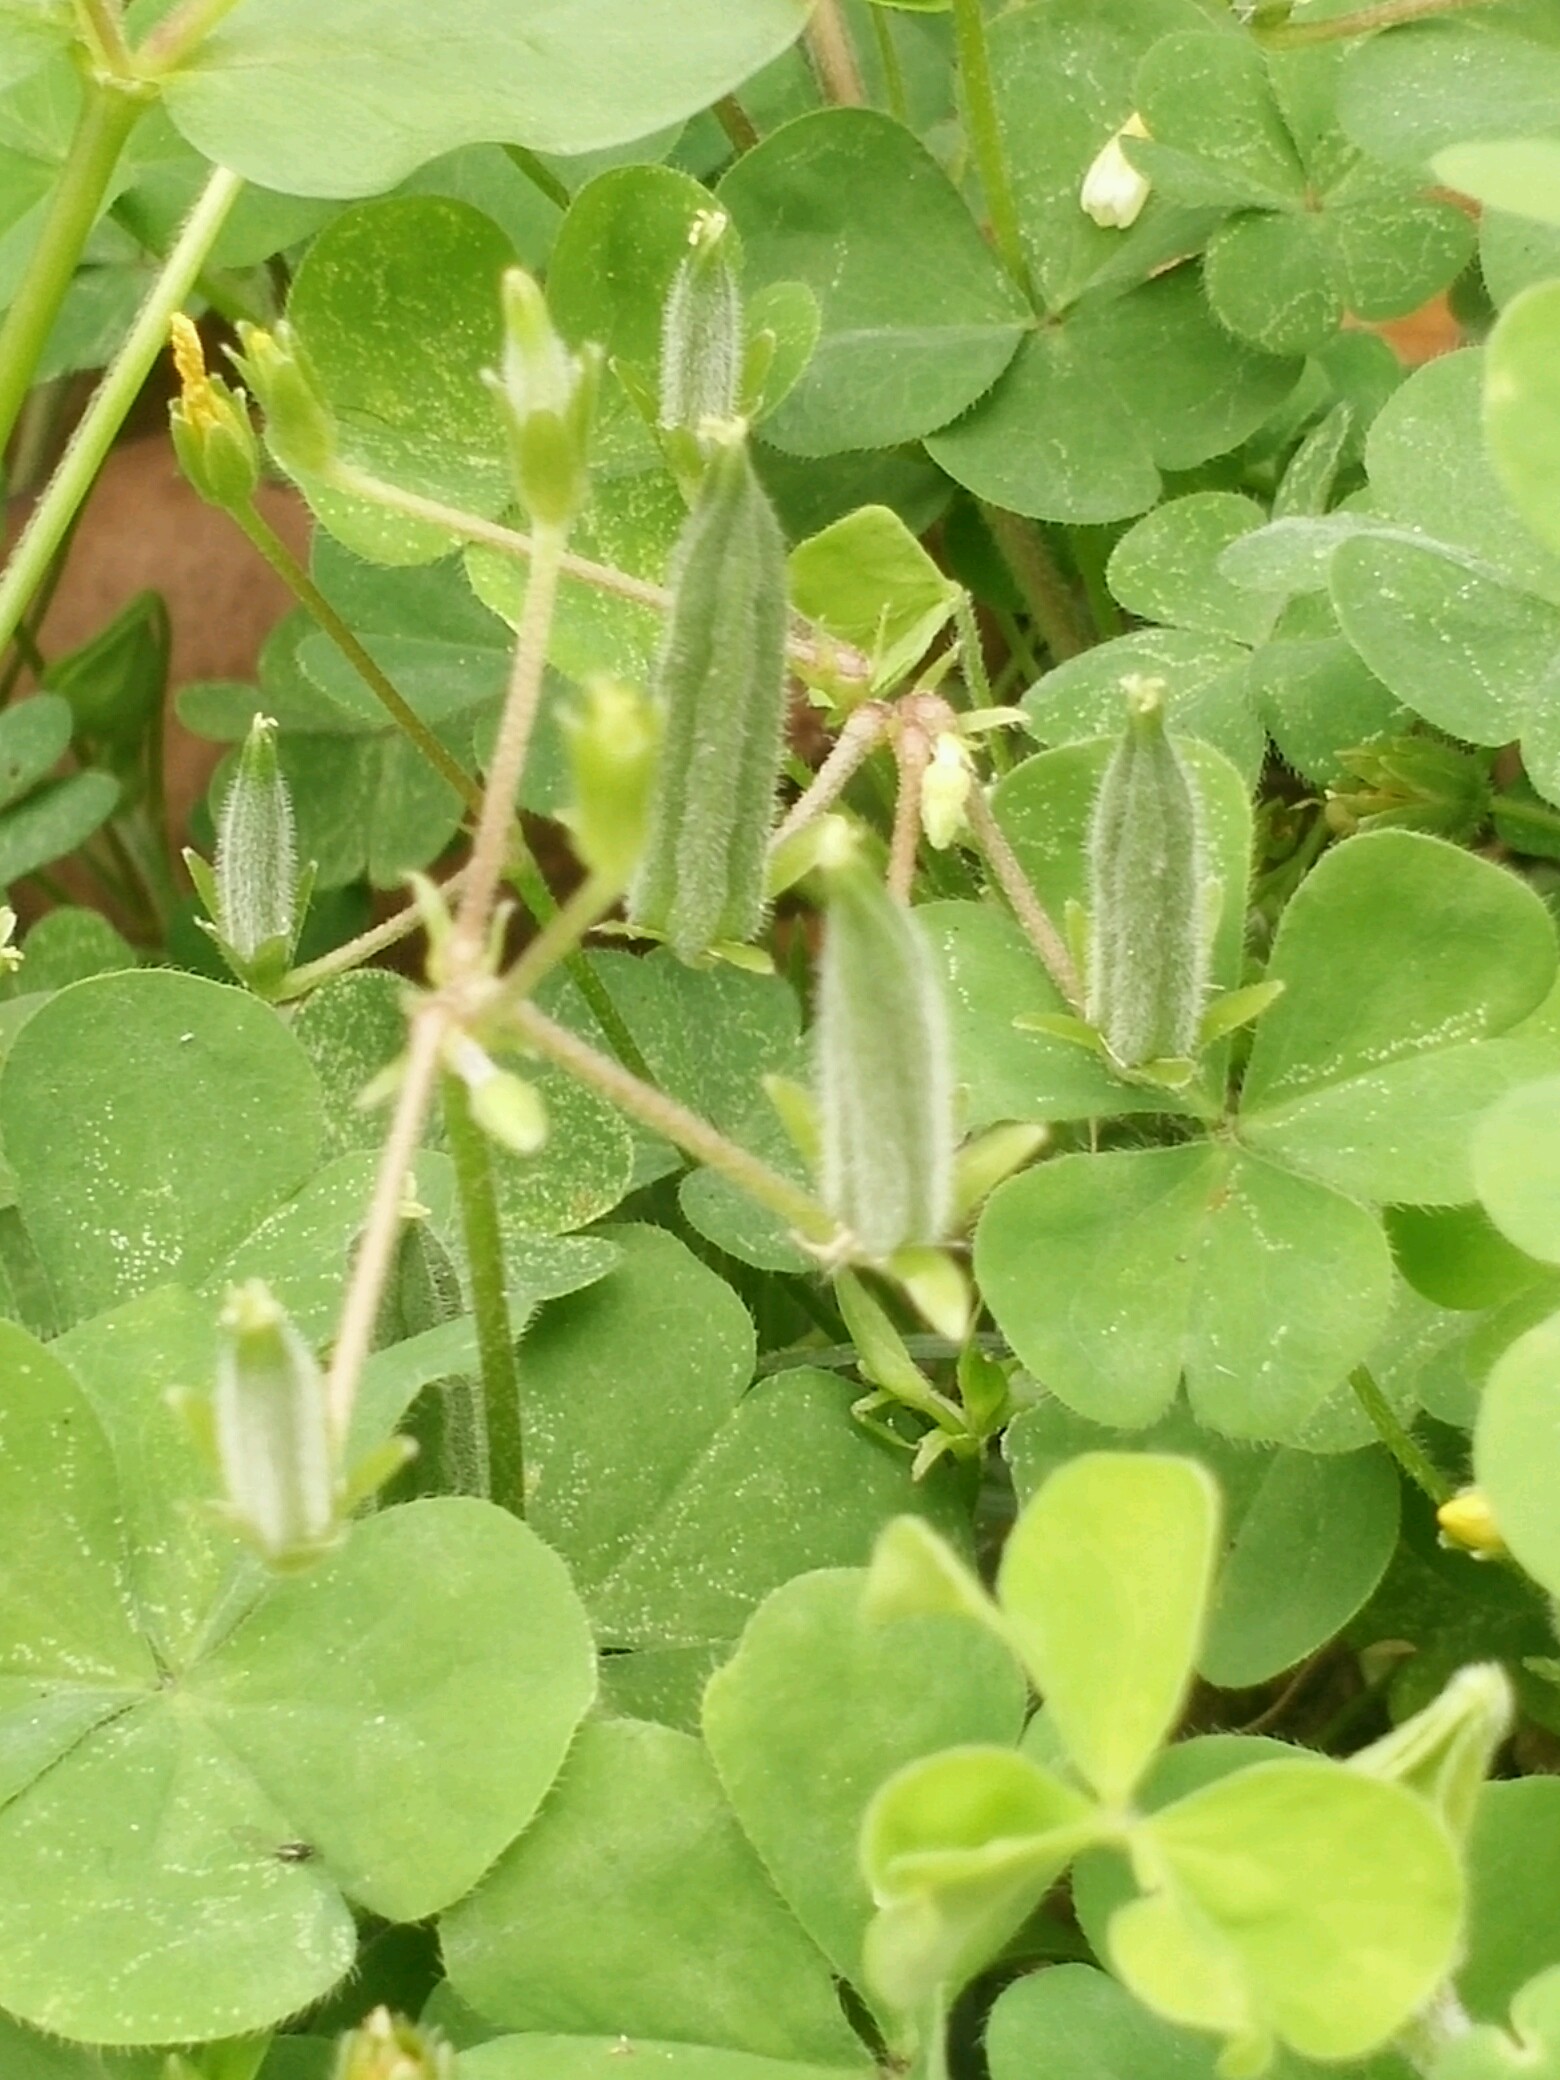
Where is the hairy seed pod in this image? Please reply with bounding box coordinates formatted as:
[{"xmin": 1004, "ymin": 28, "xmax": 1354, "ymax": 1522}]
[
  {"xmin": 216, "ymin": 713, "xmax": 298, "ymax": 968},
  {"xmin": 815, "ymin": 855, "xmax": 955, "ymax": 1259},
  {"xmin": 1086, "ymin": 676, "xmax": 1208, "ymax": 1067},
  {"xmin": 629, "ymin": 430, "xmax": 789, "ymax": 959},
  {"xmin": 660, "ymin": 208, "xmax": 744, "ymax": 437},
  {"xmin": 214, "ymin": 1279, "xmax": 337, "ymax": 1567}
]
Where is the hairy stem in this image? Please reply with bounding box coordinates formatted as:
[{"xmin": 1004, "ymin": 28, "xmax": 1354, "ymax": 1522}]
[
  {"xmin": 0, "ymin": 165, "xmax": 244, "ymax": 655},
  {"xmin": 441, "ymin": 1072, "xmax": 525, "ymax": 1518},
  {"xmin": 1349, "ymin": 1367, "xmax": 1453, "ymax": 1507},
  {"xmin": 275, "ymin": 869, "xmax": 471, "ymax": 1002},
  {"xmin": 771, "ymin": 702, "xmax": 892, "ymax": 851},
  {"xmin": 228, "ymin": 499, "xmax": 484, "ymax": 816},
  {"xmin": 889, "ymin": 723, "xmax": 931, "ymax": 902},
  {"xmin": 949, "ymin": 0, "xmax": 1033, "ymax": 300},
  {"xmin": 325, "ymin": 1005, "xmax": 446, "ymax": 1445},
  {"xmin": 454, "ymin": 523, "xmax": 565, "ymax": 950},
  {"xmin": 806, "ymin": 0, "xmax": 865, "ymax": 104},
  {"xmin": 72, "ymin": 0, "xmax": 135, "ymax": 72},
  {"xmin": 979, "ymin": 504, "xmax": 1090, "ymax": 664},
  {"xmin": 713, "ymin": 94, "xmax": 760, "ymax": 153},
  {"xmin": 965, "ymin": 785, "xmax": 1084, "ymax": 1010},
  {"xmin": 325, "ymin": 459, "xmax": 870, "ymax": 691},
  {"xmin": 506, "ymin": 996, "xmax": 841, "ymax": 1244},
  {"xmin": 0, "ymin": 75, "xmax": 149, "ymax": 456},
  {"xmin": 137, "ymin": 0, "xmax": 248, "ymax": 68}
]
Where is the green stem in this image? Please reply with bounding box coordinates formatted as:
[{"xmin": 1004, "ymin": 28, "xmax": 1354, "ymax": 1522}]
[
  {"xmin": 1348, "ymin": 1367, "xmax": 1452, "ymax": 1507},
  {"xmin": 227, "ymin": 498, "xmax": 484, "ymax": 818},
  {"xmin": 980, "ymin": 503, "xmax": 1090, "ymax": 663},
  {"xmin": 949, "ymin": 0, "xmax": 1033, "ymax": 301},
  {"xmin": 495, "ymin": 869, "xmax": 621, "ymax": 1012},
  {"xmin": 1068, "ymin": 527, "xmax": 1124, "ymax": 640},
  {"xmin": 506, "ymin": 996, "xmax": 842, "ymax": 1245},
  {"xmin": 0, "ymin": 73, "xmax": 150, "ymax": 457},
  {"xmin": 868, "ymin": 6, "xmax": 909, "ymax": 123},
  {"xmin": 1251, "ymin": 0, "xmax": 1502, "ymax": 47},
  {"xmin": 441, "ymin": 1072, "xmax": 525, "ymax": 1519},
  {"xmin": 499, "ymin": 144, "xmax": 572, "ymax": 214},
  {"xmin": 0, "ymin": 164, "xmax": 244, "ymax": 655},
  {"xmin": 71, "ymin": 0, "xmax": 134, "ymax": 72},
  {"xmin": 965, "ymin": 784, "xmax": 1084, "ymax": 1010}
]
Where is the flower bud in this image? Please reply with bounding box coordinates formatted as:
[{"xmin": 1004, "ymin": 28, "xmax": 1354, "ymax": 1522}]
[
  {"xmin": 0, "ymin": 905, "xmax": 20, "ymax": 977},
  {"xmin": 560, "ymin": 677, "xmax": 661, "ymax": 882},
  {"xmin": 230, "ymin": 320, "xmax": 337, "ymax": 480},
  {"xmin": 1080, "ymin": 111, "xmax": 1152, "ymax": 230},
  {"xmin": 1437, "ymin": 1487, "xmax": 1508, "ymax": 1561},
  {"xmin": 660, "ymin": 208, "xmax": 744, "ymax": 442},
  {"xmin": 1086, "ymin": 675, "xmax": 1208, "ymax": 1070},
  {"xmin": 630, "ymin": 429, "xmax": 789, "ymax": 960},
  {"xmin": 168, "ymin": 313, "xmax": 260, "ymax": 511},
  {"xmin": 444, "ymin": 1030, "xmax": 548, "ymax": 1156},
  {"xmin": 815, "ymin": 844, "xmax": 956, "ymax": 1259},
  {"xmin": 334, "ymin": 2007, "xmax": 455, "ymax": 2080},
  {"xmin": 200, "ymin": 712, "xmax": 306, "ymax": 995},
  {"xmin": 214, "ymin": 1280, "xmax": 339, "ymax": 1569},
  {"xmin": 486, "ymin": 267, "xmax": 599, "ymax": 528}
]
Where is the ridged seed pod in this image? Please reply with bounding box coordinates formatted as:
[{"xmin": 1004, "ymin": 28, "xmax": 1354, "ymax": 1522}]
[
  {"xmin": 215, "ymin": 713, "xmax": 299, "ymax": 970},
  {"xmin": 1086, "ymin": 676, "xmax": 1208, "ymax": 1068},
  {"xmin": 629, "ymin": 430, "xmax": 788, "ymax": 959},
  {"xmin": 815, "ymin": 856, "xmax": 955, "ymax": 1259}
]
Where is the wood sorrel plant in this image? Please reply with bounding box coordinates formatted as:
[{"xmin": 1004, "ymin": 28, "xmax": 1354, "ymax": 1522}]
[{"xmin": 4, "ymin": 1, "xmax": 1560, "ymax": 2078}]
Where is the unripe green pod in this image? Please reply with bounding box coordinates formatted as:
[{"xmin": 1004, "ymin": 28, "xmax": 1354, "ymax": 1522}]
[
  {"xmin": 214, "ymin": 1279, "xmax": 338, "ymax": 1568},
  {"xmin": 1086, "ymin": 676, "xmax": 1208, "ymax": 1068},
  {"xmin": 660, "ymin": 208, "xmax": 744, "ymax": 439},
  {"xmin": 629, "ymin": 430, "xmax": 789, "ymax": 960},
  {"xmin": 560, "ymin": 676, "xmax": 661, "ymax": 882},
  {"xmin": 485, "ymin": 267, "xmax": 599, "ymax": 527},
  {"xmin": 815, "ymin": 851, "xmax": 955, "ymax": 1259},
  {"xmin": 215, "ymin": 713, "xmax": 299, "ymax": 974}
]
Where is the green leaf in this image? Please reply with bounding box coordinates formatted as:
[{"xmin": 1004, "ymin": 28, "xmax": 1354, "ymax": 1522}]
[
  {"xmin": 513, "ymin": 1228, "xmax": 970, "ymax": 1695},
  {"xmin": 0, "ymin": 770, "xmax": 118, "ymax": 886},
  {"xmin": 860, "ymin": 1743, "xmax": 1095, "ymax": 2013},
  {"xmin": 976, "ymin": 1143, "xmax": 1393, "ymax": 1437},
  {"xmin": 1463, "ymin": 1780, "xmax": 1560, "ymax": 2023},
  {"xmin": 789, "ymin": 505, "xmax": 960, "ymax": 689},
  {"xmin": 996, "ymin": 1452, "xmax": 1218, "ymax": 1802},
  {"xmin": 1116, "ymin": 1760, "xmax": 1463, "ymax": 2063},
  {"xmin": 441, "ymin": 1718, "xmax": 865, "ymax": 2067},
  {"xmin": 1241, "ymin": 831, "xmax": 1559, "ymax": 1204},
  {"xmin": 284, "ymin": 197, "xmax": 515, "ymax": 561},
  {"xmin": 1107, "ymin": 494, "xmax": 1277, "ymax": 647},
  {"xmin": 0, "ymin": 1308, "xmax": 596, "ymax": 2042},
  {"xmin": 1437, "ymin": 140, "xmax": 1560, "ymax": 228},
  {"xmin": 1204, "ymin": 210, "xmax": 1342, "ymax": 357},
  {"xmin": 0, "ymin": 2, "xmax": 69, "ymax": 93},
  {"xmin": 1133, "ymin": 32, "xmax": 1305, "ymax": 212},
  {"xmin": 986, "ymin": 1965, "xmax": 1220, "ymax": 2080},
  {"xmin": 1436, "ymin": 1968, "xmax": 1560, "ymax": 2080},
  {"xmin": 1487, "ymin": 280, "xmax": 1560, "ymax": 564},
  {"xmin": 161, "ymin": 0, "xmax": 813, "ymax": 199},
  {"xmin": 0, "ymin": 692, "xmax": 69, "ymax": 809},
  {"xmin": 0, "ymin": 971, "xmax": 324, "ymax": 1326},
  {"xmin": 0, "ymin": 2011, "xmax": 164, "ymax": 2078},
  {"xmin": 290, "ymin": 970, "xmax": 412, "ymax": 1158},
  {"xmin": 1337, "ymin": 9, "xmax": 1560, "ymax": 171},
  {"xmin": 1006, "ymin": 1402, "xmax": 1400, "ymax": 1690},
  {"xmin": 702, "ymin": 1569, "xmax": 1026, "ymax": 1991},
  {"xmin": 1028, "ymin": 628, "xmax": 1263, "ymax": 782},
  {"xmin": 1477, "ymin": 1310, "xmax": 1560, "ymax": 1598},
  {"xmin": 1475, "ymin": 1075, "xmax": 1560, "ymax": 1265},
  {"xmin": 718, "ymin": 109, "xmax": 1029, "ymax": 455},
  {"xmin": 927, "ymin": 269, "xmax": 1299, "ymax": 526}
]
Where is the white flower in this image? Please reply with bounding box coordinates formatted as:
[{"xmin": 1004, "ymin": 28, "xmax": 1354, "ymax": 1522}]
[
  {"xmin": 0, "ymin": 906, "xmax": 20, "ymax": 976},
  {"xmin": 1080, "ymin": 112, "xmax": 1152, "ymax": 230}
]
